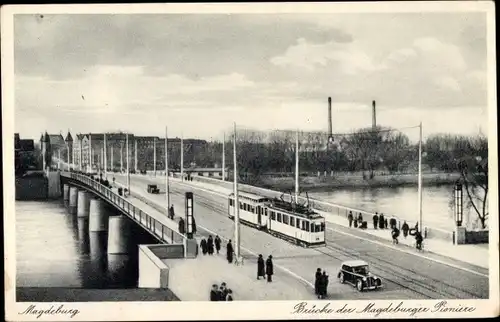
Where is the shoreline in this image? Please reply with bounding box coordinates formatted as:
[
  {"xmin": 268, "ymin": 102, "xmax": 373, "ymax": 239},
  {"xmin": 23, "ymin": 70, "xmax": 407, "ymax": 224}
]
[{"xmin": 247, "ymin": 172, "xmax": 461, "ymax": 191}]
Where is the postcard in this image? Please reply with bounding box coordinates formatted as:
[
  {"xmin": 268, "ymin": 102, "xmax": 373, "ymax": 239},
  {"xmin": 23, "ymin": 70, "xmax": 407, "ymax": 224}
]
[{"xmin": 2, "ymin": 1, "xmax": 498, "ymax": 320}]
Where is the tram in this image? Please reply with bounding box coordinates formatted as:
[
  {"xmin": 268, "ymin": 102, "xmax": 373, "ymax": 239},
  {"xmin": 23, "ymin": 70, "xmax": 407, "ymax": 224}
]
[{"xmin": 228, "ymin": 191, "xmax": 326, "ymax": 247}]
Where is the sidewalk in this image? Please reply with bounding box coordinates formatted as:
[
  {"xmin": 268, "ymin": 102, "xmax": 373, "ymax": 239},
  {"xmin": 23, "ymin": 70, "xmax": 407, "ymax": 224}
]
[{"xmin": 165, "ymin": 252, "xmax": 315, "ymax": 301}]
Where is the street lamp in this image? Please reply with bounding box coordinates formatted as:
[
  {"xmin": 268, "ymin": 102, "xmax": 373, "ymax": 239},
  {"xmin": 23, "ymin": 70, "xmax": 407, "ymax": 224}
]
[{"xmin": 454, "ymin": 181, "xmax": 463, "ymax": 227}]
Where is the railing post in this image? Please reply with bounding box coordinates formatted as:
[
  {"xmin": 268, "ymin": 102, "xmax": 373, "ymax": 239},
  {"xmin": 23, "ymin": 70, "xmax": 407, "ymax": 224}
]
[{"xmin": 171, "ymin": 230, "xmax": 174, "ymax": 244}]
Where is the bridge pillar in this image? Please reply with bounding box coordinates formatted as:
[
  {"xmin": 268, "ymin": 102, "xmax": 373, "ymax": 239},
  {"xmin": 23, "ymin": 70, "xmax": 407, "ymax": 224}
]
[
  {"xmin": 63, "ymin": 184, "xmax": 70, "ymax": 201},
  {"xmin": 89, "ymin": 199, "xmax": 109, "ymax": 232},
  {"xmin": 77, "ymin": 191, "xmax": 91, "ymax": 218},
  {"xmin": 107, "ymin": 216, "xmax": 132, "ymax": 254},
  {"xmin": 69, "ymin": 186, "xmax": 79, "ymax": 208}
]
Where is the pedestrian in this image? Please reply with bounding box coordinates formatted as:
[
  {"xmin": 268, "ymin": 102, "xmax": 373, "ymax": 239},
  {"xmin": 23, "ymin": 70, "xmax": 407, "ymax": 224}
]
[
  {"xmin": 353, "ymin": 218, "xmax": 358, "ymax": 228},
  {"xmin": 384, "ymin": 218, "xmax": 388, "ymax": 229},
  {"xmin": 358, "ymin": 213, "xmax": 363, "ymax": 223},
  {"xmin": 320, "ymin": 271, "xmax": 329, "ymax": 299},
  {"xmin": 314, "ymin": 268, "xmax": 322, "ymax": 295},
  {"xmin": 347, "ymin": 211, "xmax": 353, "ymax": 228},
  {"xmin": 220, "ymin": 282, "xmax": 228, "ymax": 299},
  {"xmin": 210, "ymin": 284, "xmax": 219, "ymax": 301},
  {"xmin": 257, "ymin": 254, "xmax": 265, "ymax": 280},
  {"xmin": 226, "ymin": 240, "xmax": 234, "ymax": 264},
  {"xmin": 402, "ymin": 221, "xmax": 409, "ymax": 238},
  {"xmin": 373, "ymin": 212, "xmax": 379, "ymax": 229},
  {"xmin": 226, "ymin": 289, "xmax": 233, "ymax": 301},
  {"xmin": 415, "ymin": 231, "xmax": 423, "ymax": 250},
  {"xmin": 391, "ymin": 227, "xmax": 400, "ymax": 244},
  {"xmin": 200, "ymin": 238, "xmax": 208, "ymax": 255},
  {"xmin": 207, "ymin": 235, "xmax": 214, "ymax": 255},
  {"xmin": 379, "ymin": 213, "xmax": 385, "ymax": 229},
  {"xmin": 178, "ymin": 217, "xmax": 185, "ymax": 235},
  {"xmin": 169, "ymin": 204, "xmax": 175, "ymax": 219},
  {"xmin": 390, "ymin": 217, "xmax": 397, "ymax": 229},
  {"xmin": 266, "ymin": 255, "xmax": 274, "ymax": 282},
  {"xmin": 215, "ymin": 235, "xmax": 221, "ymax": 254}
]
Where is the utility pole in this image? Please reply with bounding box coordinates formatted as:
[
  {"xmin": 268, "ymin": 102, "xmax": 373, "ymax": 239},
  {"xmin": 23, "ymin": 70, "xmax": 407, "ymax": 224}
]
[
  {"xmin": 89, "ymin": 133, "xmax": 92, "ymax": 173},
  {"xmin": 104, "ymin": 133, "xmax": 107, "ymax": 178},
  {"xmin": 181, "ymin": 134, "xmax": 184, "ymax": 181},
  {"xmin": 418, "ymin": 122, "xmax": 423, "ymax": 234},
  {"xmin": 135, "ymin": 139, "xmax": 138, "ymax": 173},
  {"xmin": 222, "ymin": 132, "xmax": 226, "ymax": 181},
  {"xmin": 126, "ymin": 133, "xmax": 130, "ymax": 195},
  {"xmin": 111, "ymin": 145, "xmax": 114, "ymax": 173},
  {"xmin": 372, "ymin": 100, "xmax": 377, "ymax": 131},
  {"xmin": 295, "ymin": 130, "xmax": 299, "ymax": 203},
  {"xmin": 153, "ymin": 137, "xmax": 157, "ymax": 176},
  {"xmin": 120, "ymin": 143, "xmax": 123, "ymax": 173},
  {"xmin": 233, "ymin": 123, "xmax": 240, "ymax": 260},
  {"xmin": 165, "ymin": 126, "xmax": 170, "ymax": 210},
  {"xmin": 58, "ymin": 149, "xmax": 61, "ymax": 170}
]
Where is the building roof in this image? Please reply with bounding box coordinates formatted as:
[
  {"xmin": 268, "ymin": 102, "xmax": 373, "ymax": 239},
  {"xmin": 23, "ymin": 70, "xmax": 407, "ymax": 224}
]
[
  {"xmin": 19, "ymin": 139, "xmax": 35, "ymax": 151},
  {"xmin": 47, "ymin": 134, "xmax": 65, "ymax": 147},
  {"xmin": 228, "ymin": 191, "xmax": 267, "ymax": 201},
  {"xmin": 65, "ymin": 132, "xmax": 73, "ymax": 142}
]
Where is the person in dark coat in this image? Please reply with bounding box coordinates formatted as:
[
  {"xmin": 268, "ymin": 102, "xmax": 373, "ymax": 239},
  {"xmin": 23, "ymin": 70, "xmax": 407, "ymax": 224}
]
[
  {"xmin": 390, "ymin": 217, "xmax": 397, "ymax": 229},
  {"xmin": 200, "ymin": 239, "xmax": 208, "ymax": 255},
  {"xmin": 169, "ymin": 205, "xmax": 175, "ymax": 220},
  {"xmin": 353, "ymin": 218, "xmax": 358, "ymax": 228},
  {"xmin": 178, "ymin": 217, "xmax": 185, "ymax": 235},
  {"xmin": 379, "ymin": 213, "xmax": 385, "ymax": 229},
  {"xmin": 320, "ymin": 271, "xmax": 329, "ymax": 299},
  {"xmin": 220, "ymin": 282, "xmax": 228, "ymax": 300},
  {"xmin": 402, "ymin": 221, "xmax": 409, "ymax": 238},
  {"xmin": 314, "ymin": 268, "xmax": 322, "ymax": 295},
  {"xmin": 215, "ymin": 235, "xmax": 221, "ymax": 254},
  {"xmin": 373, "ymin": 212, "xmax": 379, "ymax": 229},
  {"xmin": 415, "ymin": 231, "xmax": 423, "ymax": 250},
  {"xmin": 210, "ymin": 284, "xmax": 219, "ymax": 301},
  {"xmin": 226, "ymin": 240, "xmax": 234, "ymax": 263},
  {"xmin": 207, "ymin": 235, "xmax": 214, "ymax": 255},
  {"xmin": 266, "ymin": 255, "xmax": 274, "ymax": 282},
  {"xmin": 358, "ymin": 213, "xmax": 363, "ymax": 223},
  {"xmin": 347, "ymin": 212, "xmax": 354, "ymax": 228},
  {"xmin": 391, "ymin": 227, "xmax": 400, "ymax": 244},
  {"xmin": 384, "ymin": 218, "xmax": 389, "ymax": 229},
  {"xmin": 257, "ymin": 254, "xmax": 265, "ymax": 280}
]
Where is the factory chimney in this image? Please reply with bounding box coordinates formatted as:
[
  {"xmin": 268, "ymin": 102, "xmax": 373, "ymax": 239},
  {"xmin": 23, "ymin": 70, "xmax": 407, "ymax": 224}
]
[
  {"xmin": 328, "ymin": 97, "xmax": 332, "ymax": 137},
  {"xmin": 372, "ymin": 100, "xmax": 377, "ymax": 130}
]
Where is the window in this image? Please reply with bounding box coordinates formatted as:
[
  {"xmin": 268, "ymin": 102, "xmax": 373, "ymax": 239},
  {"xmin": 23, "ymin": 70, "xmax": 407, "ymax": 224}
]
[
  {"xmin": 251, "ymin": 206, "xmax": 255, "ymax": 213},
  {"xmin": 283, "ymin": 215, "xmax": 289, "ymax": 225},
  {"xmin": 229, "ymin": 199, "xmax": 234, "ymax": 206},
  {"xmin": 277, "ymin": 213, "xmax": 282, "ymax": 222},
  {"xmin": 265, "ymin": 209, "xmax": 268, "ymax": 216},
  {"xmin": 240, "ymin": 202, "xmax": 243, "ymax": 210},
  {"xmin": 271, "ymin": 211, "xmax": 276, "ymax": 220},
  {"xmin": 290, "ymin": 217, "xmax": 295, "ymax": 227},
  {"xmin": 320, "ymin": 222, "xmax": 325, "ymax": 232},
  {"xmin": 296, "ymin": 218, "xmax": 301, "ymax": 228}
]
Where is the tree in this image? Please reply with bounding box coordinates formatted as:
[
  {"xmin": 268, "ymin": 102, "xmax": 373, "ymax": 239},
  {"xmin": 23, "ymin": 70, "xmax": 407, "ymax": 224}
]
[{"xmin": 456, "ymin": 135, "xmax": 488, "ymax": 229}]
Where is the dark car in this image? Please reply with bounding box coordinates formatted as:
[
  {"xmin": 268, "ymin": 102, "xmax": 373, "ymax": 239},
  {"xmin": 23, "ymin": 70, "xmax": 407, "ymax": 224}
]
[
  {"xmin": 147, "ymin": 184, "xmax": 160, "ymax": 194},
  {"xmin": 337, "ymin": 260, "xmax": 382, "ymax": 291}
]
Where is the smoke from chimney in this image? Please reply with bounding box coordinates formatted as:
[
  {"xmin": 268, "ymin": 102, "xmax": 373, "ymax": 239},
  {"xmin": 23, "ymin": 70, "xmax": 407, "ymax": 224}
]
[{"xmin": 328, "ymin": 97, "xmax": 332, "ymax": 136}]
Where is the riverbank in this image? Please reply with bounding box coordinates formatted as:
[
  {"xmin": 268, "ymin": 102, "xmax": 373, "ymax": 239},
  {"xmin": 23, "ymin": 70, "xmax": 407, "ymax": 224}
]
[{"xmin": 251, "ymin": 172, "xmax": 460, "ymax": 191}]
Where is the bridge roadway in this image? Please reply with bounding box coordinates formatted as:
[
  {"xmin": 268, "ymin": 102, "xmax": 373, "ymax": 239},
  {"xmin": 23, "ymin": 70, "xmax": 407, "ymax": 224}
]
[{"xmin": 112, "ymin": 174, "xmax": 488, "ymax": 300}]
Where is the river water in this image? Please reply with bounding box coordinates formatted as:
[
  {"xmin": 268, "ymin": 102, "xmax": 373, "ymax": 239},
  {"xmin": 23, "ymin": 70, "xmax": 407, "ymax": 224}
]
[
  {"xmin": 16, "ymin": 200, "xmax": 157, "ymax": 288},
  {"xmin": 310, "ymin": 184, "xmax": 479, "ymax": 231}
]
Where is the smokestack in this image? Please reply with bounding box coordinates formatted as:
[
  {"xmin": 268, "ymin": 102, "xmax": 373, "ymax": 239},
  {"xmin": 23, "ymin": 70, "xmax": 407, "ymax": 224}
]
[
  {"xmin": 328, "ymin": 97, "xmax": 332, "ymax": 136},
  {"xmin": 372, "ymin": 100, "xmax": 377, "ymax": 130}
]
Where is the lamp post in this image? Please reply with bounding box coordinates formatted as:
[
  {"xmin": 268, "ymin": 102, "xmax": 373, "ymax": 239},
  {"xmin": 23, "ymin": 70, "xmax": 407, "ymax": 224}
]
[
  {"xmin": 417, "ymin": 122, "xmax": 423, "ymax": 233},
  {"xmin": 454, "ymin": 181, "xmax": 463, "ymax": 227},
  {"xmin": 165, "ymin": 126, "xmax": 170, "ymax": 211},
  {"xmin": 233, "ymin": 123, "xmax": 240, "ymax": 260},
  {"xmin": 222, "ymin": 132, "xmax": 226, "ymax": 181}
]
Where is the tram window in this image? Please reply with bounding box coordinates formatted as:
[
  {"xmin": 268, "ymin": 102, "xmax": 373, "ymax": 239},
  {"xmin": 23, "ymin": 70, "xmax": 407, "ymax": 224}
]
[
  {"xmin": 265, "ymin": 209, "xmax": 268, "ymax": 216},
  {"xmin": 305, "ymin": 221, "xmax": 310, "ymax": 232},
  {"xmin": 251, "ymin": 206, "xmax": 255, "ymax": 213},
  {"xmin": 229, "ymin": 199, "xmax": 233, "ymax": 206},
  {"xmin": 296, "ymin": 218, "xmax": 301, "ymax": 228},
  {"xmin": 271, "ymin": 211, "xmax": 276, "ymax": 220},
  {"xmin": 239, "ymin": 202, "xmax": 243, "ymax": 210},
  {"xmin": 320, "ymin": 222, "xmax": 325, "ymax": 232},
  {"xmin": 277, "ymin": 213, "xmax": 282, "ymax": 222},
  {"xmin": 283, "ymin": 215, "xmax": 289, "ymax": 225},
  {"xmin": 290, "ymin": 217, "xmax": 295, "ymax": 227}
]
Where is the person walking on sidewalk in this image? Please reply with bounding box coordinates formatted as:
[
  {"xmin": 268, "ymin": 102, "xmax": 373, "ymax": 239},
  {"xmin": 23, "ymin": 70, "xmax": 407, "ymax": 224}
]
[
  {"xmin": 415, "ymin": 231, "xmax": 423, "ymax": 251},
  {"xmin": 373, "ymin": 212, "xmax": 379, "ymax": 229},
  {"xmin": 207, "ymin": 235, "xmax": 214, "ymax": 255},
  {"xmin": 210, "ymin": 284, "xmax": 219, "ymax": 301},
  {"xmin": 257, "ymin": 254, "xmax": 265, "ymax": 280},
  {"xmin": 319, "ymin": 271, "xmax": 329, "ymax": 299},
  {"xmin": 314, "ymin": 268, "xmax": 322, "ymax": 295},
  {"xmin": 214, "ymin": 235, "xmax": 221, "ymax": 254},
  {"xmin": 402, "ymin": 221, "xmax": 409, "ymax": 238},
  {"xmin": 379, "ymin": 213, "xmax": 385, "ymax": 229},
  {"xmin": 169, "ymin": 204, "xmax": 175, "ymax": 220},
  {"xmin": 226, "ymin": 240, "xmax": 234, "ymax": 263},
  {"xmin": 357, "ymin": 213, "xmax": 363, "ymax": 225},
  {"xmin": 266, "ymin": 255, "xmax": 274, "ymax": 282},
  {"xmin": 347, "ymin": 212, "xmax": 354, "ymax": 228},
  {"xmin": 200, "ymin": 238, "xmax": 208, "ymax": 255},
  {"xmin": 178, "ymin": 217, "xmax": 185, "ymax": 235},
  {"xmin": 391, "ymin": 226, "xmax": 400, "ymax": 244}
]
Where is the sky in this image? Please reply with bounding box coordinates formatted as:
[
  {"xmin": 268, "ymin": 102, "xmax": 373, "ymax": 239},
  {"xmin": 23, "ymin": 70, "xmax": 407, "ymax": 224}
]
[{"xmin": 13, "ymin": 12, "xmax": 489, "ymax": 142}]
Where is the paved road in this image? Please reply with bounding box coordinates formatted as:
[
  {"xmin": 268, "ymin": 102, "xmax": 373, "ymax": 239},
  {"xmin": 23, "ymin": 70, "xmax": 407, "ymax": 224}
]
[{"xmin": 114, "ymin": 174, "xmax": 489, "ymax": 300}]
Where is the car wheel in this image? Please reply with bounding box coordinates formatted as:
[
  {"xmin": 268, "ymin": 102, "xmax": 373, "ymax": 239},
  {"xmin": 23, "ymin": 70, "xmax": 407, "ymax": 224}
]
[
  {"xmin": 339, "ymin": 273, "xmax": 345, "ymax": 284},
  {"xmin": 356, "ymin": 280, "xmax": 364, "ymax": 292}
]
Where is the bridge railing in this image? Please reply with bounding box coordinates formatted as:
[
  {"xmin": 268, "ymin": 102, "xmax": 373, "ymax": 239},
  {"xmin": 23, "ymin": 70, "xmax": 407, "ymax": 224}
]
[{"xmin": 68, "ymin": 172, "xmax": 185, "ymax": 244}]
